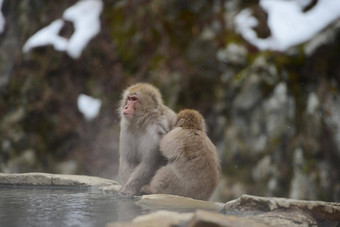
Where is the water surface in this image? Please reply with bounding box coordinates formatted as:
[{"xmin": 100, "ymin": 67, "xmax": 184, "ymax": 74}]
[{"xmin": 0, "ymin": 186, "xmax": 145, "ymax": 227}]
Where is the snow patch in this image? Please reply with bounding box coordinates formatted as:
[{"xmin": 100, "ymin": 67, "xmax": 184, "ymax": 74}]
[
  {"xmin": 23, "ymin": 0, "xmax": 103, "ymax": 59},
  {"xmin": 63, "ymin": 0, "xmax": 103, "ymax": 58},
  {"xmin": 0, "ymin": 0, "xmax": 5, "ymax": 33},
  {"xmin": 296, "ymin": 0, "xmax": 313, "ymax": 9},
  {"xmin": 235, "ymin": 0, "xmax": 340, "ymax": 51},
  {"xmin": 77, "ymin": 94, "xmax": 102, "ymax": 120},
  {"xmin": 23, "ymin": 20, "xmax": 68, "ymax": 52}
]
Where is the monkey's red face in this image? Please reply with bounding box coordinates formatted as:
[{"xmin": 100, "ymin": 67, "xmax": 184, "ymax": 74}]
[{"xmin": 123, "ymin": 95, "xmax": 139, "ymax": 118}]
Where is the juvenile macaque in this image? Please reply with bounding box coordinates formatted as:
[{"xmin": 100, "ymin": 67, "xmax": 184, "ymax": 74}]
[
  {"xmin": 141, "ymin": 109, "xmax": 220, "ymax": 200},
  {"xmin": 118, "ymin": 83, "xmax": 177, "ymax": 197}
]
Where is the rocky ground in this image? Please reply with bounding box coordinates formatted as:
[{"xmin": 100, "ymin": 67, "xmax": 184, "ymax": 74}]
[{"xmin": 0, "ymin": 173, "xmax": 339, "ymax": 226}]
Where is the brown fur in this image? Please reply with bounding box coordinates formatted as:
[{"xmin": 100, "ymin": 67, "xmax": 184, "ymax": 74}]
[{"xmin": 141, "ymin": 109, "xmax": 220, "ymax": 200}]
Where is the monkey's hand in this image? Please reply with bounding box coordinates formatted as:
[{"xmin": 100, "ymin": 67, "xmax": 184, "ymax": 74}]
[
  {"xmin": 140, "ymin": 185, "xmax": 152, "ymax": 195},
  {"xmin": 117, "ymin": 191, "xmax": 134, "ymax": 199},
  {"xmin": 118, "ymin": 186, "xmax": 139, "ymax": 199}
]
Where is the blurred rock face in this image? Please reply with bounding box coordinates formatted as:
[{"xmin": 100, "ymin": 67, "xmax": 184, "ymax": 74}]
[{"xmin": 0, "ymin": 0, "xmax": 339, "ymax": 201}]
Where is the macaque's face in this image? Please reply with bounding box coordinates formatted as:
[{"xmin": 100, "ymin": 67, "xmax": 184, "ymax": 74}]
[
  {"xmin": 123, "ymin": 95, "xmax": 139, "ymax": 118},
  {"xmin": 120, "ymin": 83, "xmax": 162, "ymax": 121}
]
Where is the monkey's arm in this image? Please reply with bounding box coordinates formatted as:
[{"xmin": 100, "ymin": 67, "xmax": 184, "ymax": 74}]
[
  {"xmin": 120, "ymin": 152, "xmax": 163, "ymax": 197},
  {"xmin": 118, "ymin": 128, "xmax": 138, "ymax": 184},
  {"xmin": 159, "ymin": 128, "xmax": 182, "ymax": 160},
  {"xmin": 119, "ymin": 157, "xmax": 136, "ymax": 184},
  {"xmin": 119, "ymin": 128, "xmax": 164, "ymax": 197}
]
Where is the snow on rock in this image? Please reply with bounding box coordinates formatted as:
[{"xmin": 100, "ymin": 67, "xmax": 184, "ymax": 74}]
[
  {"xmin": 77, "ymin": 94, "xmax": 102, "ymax": 121},
  {"xmin": 0, "ymin": 0, "xmax": 5, "ymax": 33},
  {"xmin": 23, "ymin": 20, "xmax": 67, "ymax": 53},
  {"xmin": 235, "ymin": 0, "xmax": 340, "ymax": 52},
  {"xmin": 234, "ymin": 9, "xmax": 261, "ymax": 48},
  {"xmin": 23, "ymin": 0, "xmax": 103, "ymax": 59},
  {"xmin": 63, "ymin": 0, "xmax": 103, "ymax": 58}
]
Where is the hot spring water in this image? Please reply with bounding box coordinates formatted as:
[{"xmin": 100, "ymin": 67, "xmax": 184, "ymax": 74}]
[{"xmin": 0, "ymin": 186, "xmax": 145, "ymax": 227}]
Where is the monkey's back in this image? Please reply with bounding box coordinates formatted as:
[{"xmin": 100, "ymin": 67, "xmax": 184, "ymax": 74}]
[{"xmin": 160, "ymin": 127, "xmax": 219, "ymax": 199}]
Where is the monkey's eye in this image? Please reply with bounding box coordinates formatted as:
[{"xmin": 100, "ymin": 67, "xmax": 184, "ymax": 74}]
[{"xmin": 128, "ymin": 96, "xmax": 138, "ymax": 102}]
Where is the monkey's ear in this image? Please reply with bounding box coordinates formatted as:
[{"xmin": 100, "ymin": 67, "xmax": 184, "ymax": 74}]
[
  {"xmin": 151, "ymin": 94, "xmax": 159, "ymax": 107},
  {"xmin": 202, "ymin": 119, "xmax": 208, "ymax": 132}
]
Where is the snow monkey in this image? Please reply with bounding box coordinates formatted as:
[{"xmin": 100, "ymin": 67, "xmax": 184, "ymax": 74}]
[
  {"xmin": 118, "ymin": 83, "xmax": 177, "ymax": 197},
  {"xmin": 141, "ymin": 109, "xmax": 220, "ymax": 200}
]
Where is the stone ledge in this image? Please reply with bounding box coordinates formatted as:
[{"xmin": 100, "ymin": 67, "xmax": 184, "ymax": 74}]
[
  {"xmin": 1, "ymin": 173, "xmax": 339, "ymax": 226},
  {"xmin": 106, "ymin": 209, "xmax": 270, "ymax": 227},
  {"xmin": 225, "ymin": 194, "xmax": 340, "ymax": 221},
  {"xmin": 0, "ymin": 172, "xmax": 121, "ymax": 191},
  {"xmin": 110, "ymin": 194, "xmax": 340, "ymax": 227},
  {"xmin": 107, "ymin": 210, "xmax": 194, "ymax": 227},
  {"xmin": 136, "ymin": 194, "xmax": 225, "ymax": 212}
]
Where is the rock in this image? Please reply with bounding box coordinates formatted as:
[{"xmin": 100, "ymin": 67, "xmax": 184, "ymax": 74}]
[
  {"xmin": 232, "ymin": 73, "xmax": 262, "ymax": 111},
  {"xmin": 50, "ymin": 174, "xmax": 117, "ymax": 187},
  {"xmin": 216, "ymin": 43, "xmax": 248, "ymax": 65},
  {"xmin": 325, "ymin": 93, "xmax": 340, "ymax": 158},
  {"xmin": 189, "ymin": 210, "xmax": 269, "ymax": 227},
  {"xmin": 100, "ymin": 184, "xmax": 122, "ymax": 193},
  {"xmin": 106, "ymin": 210, "xmax": 193, "ymax": 227},
  {"xmin": 253, "ymin": 210, "xmax": 317, "ymax": 227},
  {"xmin": 262, "ymin": 82, "xmax": 294, "ymax": 138},
  {"xmin": 289, "ymin": 148, "xmax": 318, "ymax": 200},
  {"xmin": 304, "ymin": 20, "xmax": 340, "ymax": 56},
  {"xmin": 224, "ymin": 194, "xmax": 340, "ymax": 222},
  {"xmin": 0, "ymin": 108, "xmax": 25, "ymax": 130},
  {"xmin": 0, "ymin": 172, "xmax": 120, "ymax": 191},
  {"xmin": 110, "ymin": 194, "xmax": 339, "ymax": 226},
  {"xmin": 252, "ymin": 155, "xmax": 273, "ymax": 182},
  {"xmin": 136, "ymin": 194, "xmax": 225, "ymax": 212},
  {"xmin": 106, "ymin": 209, "xmax": 269, "ymax": 227},
  {"xmin": 0, "ymin": 172, "xmax": 52, "ymax": 185}
]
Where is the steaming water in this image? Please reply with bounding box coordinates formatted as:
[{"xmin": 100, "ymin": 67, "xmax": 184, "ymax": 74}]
[{"xmin": 0, "ymin": 186, "xmax": 145, "ymax": 227}]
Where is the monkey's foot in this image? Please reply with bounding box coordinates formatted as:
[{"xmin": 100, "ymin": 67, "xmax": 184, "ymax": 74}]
[
  {"xmin": 140, "ymin": 185, "xmax": 152, "ymax": 195},
  {"xmin": 118, "ymin": 187, "xmax": 139, "ymax": 199}
]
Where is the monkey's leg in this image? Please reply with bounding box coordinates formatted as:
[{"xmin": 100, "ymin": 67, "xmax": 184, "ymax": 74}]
[
  {"xmin": 119, "ymin": 158, "xmax": 136, "ymax": 184},
  {"xmin": 148, "ymin": 166, "xmax": 183, "ymax": 195},
  {"xmin": 140, "ymin": 185, "xmax": 153, "ymax": 195}
]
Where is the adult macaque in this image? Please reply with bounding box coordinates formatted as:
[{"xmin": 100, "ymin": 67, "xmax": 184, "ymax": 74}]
[
  {"xmin": 118, "ymin": 83, "xmax": 177, "ymax": 197},
  {"xmin": 141, "ymin": 109, "xmax": 220, "ymax": 200}
]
